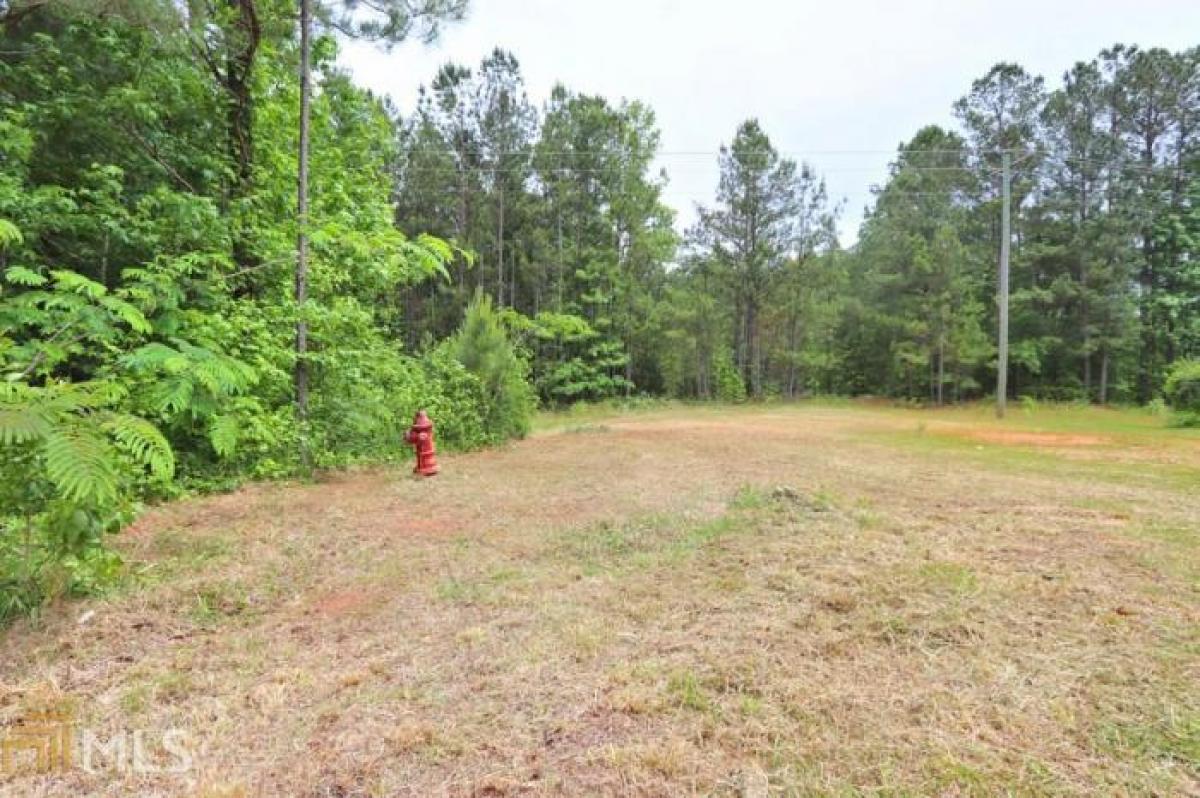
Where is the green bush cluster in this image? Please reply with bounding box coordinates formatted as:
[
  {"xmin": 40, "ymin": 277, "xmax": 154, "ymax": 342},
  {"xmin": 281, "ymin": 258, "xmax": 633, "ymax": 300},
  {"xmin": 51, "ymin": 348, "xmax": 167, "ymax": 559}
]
[
  {"xmin": 713, "ymin": 347, "xmax": 748, "ymax": 403},
  {"xmin": 450, "ymin": 293, "xmax": 536, "ymax": 441},
  {"xmin": 1164, "ymin": 360, "xmax": 1200, "ymax": 425},
  {"xmin": 0, "ymin": 261, "xmax": 532, "ymax": 621}
]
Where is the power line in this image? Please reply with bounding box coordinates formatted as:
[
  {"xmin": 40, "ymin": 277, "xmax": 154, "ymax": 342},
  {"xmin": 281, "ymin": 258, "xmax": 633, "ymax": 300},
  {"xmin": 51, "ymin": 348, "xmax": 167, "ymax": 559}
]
[
  {"xmin": 399, "ymin": 148, "xmax": 1028, "ymax": 157},
  {"xmin": 396, "ymin": 165, "xmax": 985, "ymax": 175},
  {"xmin": 397, "ymin": 153, "xmax": 1195, "ymax": 178}
]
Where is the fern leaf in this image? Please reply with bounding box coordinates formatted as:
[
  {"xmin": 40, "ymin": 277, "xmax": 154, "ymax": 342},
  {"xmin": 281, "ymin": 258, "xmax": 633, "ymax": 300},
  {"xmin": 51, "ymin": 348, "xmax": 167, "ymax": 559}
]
[
  {"xmin": 4, "ymin": 265, "xmax": 46, "ymax": 286},
  {"xmin": 42, "ymin": 425, "xmax": 118, "ymax": 504},
  {"xmin": 102, "ymin": 413, "xmax": 175, "ymax": 480},
  {"xmin": 50, "ymin": 270, "xmax": 107, "ymax": 298},
  {"xmin": 0, "ymin": 383, "xmax": 66, "ymax": 444},
  {"xmin": 208, "ymin": 414, "xmax": 240, "ymax": 458},
  {"xmin": 148, "ymin": 375, "xmax": 194, "ymax": 415},
  {"xmin": 0, "ymin": 401, "xmax": 52, "ymax": 444},
  {"xmin": 123, "ymin": 342, "xmax": 188, "ymax": 374},
  {"xmin": 99, "ymin": 296, "xmax": 152, "ymax": 333},
  {"xmin": 191, "ymin": 357, "xmax": 225, "ymax": 394},
  {"xmin": 0, "ymin": 219, "xmax": 22, "ymax": 249}
]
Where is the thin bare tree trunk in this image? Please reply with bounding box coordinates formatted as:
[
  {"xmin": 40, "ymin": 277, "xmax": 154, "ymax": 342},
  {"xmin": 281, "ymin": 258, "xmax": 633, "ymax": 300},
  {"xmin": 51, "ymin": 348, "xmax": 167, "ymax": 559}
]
[
  {"xmin": 786, "ymin": 311, "xmax": 799, "ymax": 399},
  {"xmin": 294, "ymin": 0, "xmax": 311, "ymax": 470},
  {"xmin": 556, "ymin": 208, "xmax": 564, "ymax": 309},
  {"xmin": 748, "ymin": 297, "xmax": 762, "ymax": 399},
  {"xmin": 1099, "ymin": 348, "xmax": 1109, "ymax": 405},
  {"xmin": 496, "ymin": 179, "xmax": 505, "ymax": 307},
  {"xmin": 937, "ymin": 339, "xmax": 945, "ymax": 406}
]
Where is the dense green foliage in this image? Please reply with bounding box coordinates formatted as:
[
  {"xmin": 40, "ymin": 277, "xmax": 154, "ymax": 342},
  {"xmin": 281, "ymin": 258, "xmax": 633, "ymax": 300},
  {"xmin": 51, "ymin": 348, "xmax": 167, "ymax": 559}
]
[
  {"xmin": 1164, "ymin": 360, "xmax": 1200, "ymax": 424},
  {"xmin": 451, "ymin": 292, "xmax": 535, "ymax": 440},
  {"xmin": 846, "ymin": 52, "xmax": 1199, "ymax": 404},
  {"xmin": 0, "ymin": 1, "xmax": 496, "ymax": 619},
  {"xmin": 395, "ymin": 44, "xmax": 1198, "ymax": 407},
  {"xmin": 676, "ymin": 51, "xmax": 1199, "ymax": 404},
  {"xmin": 394, "ymin": 56, "xmax": 677, "ymax": 400},
  {"xmin": 1, "ymin": 2, "xmax": 1196, "ymax": 621}
]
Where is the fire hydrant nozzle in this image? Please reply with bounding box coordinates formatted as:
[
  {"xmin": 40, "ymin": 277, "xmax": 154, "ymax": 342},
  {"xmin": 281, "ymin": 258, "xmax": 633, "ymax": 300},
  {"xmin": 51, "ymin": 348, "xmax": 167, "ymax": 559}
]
[{"xmin": 404, "ymin": 409, "xmax": 439, "ymax": 477}]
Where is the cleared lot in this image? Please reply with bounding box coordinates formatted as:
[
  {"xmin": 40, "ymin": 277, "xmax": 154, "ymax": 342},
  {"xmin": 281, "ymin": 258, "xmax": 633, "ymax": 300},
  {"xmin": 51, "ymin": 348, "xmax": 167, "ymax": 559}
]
[{"xmin": 2, "ymin": 403, "xmax": 1198, "ymax": 796}]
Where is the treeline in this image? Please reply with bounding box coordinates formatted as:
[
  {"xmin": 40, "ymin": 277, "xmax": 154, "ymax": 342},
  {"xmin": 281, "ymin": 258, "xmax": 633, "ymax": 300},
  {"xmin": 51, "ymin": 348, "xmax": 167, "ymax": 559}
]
[
  {"xmin": 395, "ymin": 46, "xmax": 1199, "ymax": 406},
  {"xmin": 393, "ymin": 52, "xmax": 677, "ymax": 401},
  {"xmin": 392, "ymin": 52, "xmax": 837, "ymax": 403},
  {"xmin": 845, "ymin": 52, "xmax": 1199, "ymax": 405}
]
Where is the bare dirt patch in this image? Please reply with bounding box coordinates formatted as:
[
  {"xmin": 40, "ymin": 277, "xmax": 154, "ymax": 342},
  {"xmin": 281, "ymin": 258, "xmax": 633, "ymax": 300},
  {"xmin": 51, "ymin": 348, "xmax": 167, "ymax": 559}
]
[{"xmin": 957, "ymin": 428, "xmax": 1110, "ymax": 447}]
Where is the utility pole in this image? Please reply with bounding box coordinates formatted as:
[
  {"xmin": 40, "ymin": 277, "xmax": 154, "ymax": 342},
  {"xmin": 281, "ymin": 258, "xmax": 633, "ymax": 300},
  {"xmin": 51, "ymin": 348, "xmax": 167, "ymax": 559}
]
[
  {"xmin": 295, "ymin": 0, "xmax": 312, "ymax": 468},
  {"xmin": 996, "ymin": 151, "xmax": 1011, "ymax": 419}
]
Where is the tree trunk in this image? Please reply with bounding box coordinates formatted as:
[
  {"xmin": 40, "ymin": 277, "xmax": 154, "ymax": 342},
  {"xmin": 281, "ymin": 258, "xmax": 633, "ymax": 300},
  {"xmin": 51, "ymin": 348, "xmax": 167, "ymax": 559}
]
[
  {"xmin": 625, "ymin": 347, "xmax": 633, "ymax": 397},
  {"xmin": 929, "ymin": 350, "xmax": 935, "ymax": 405},
  {"xmin": 1083, "ymin": 349, "xmax": 1092, "ymax": 401},
  {"xmin": 785, "ymin": 310, "xmax": 799, "ymax": 399},
  {"xmin": 496, "ymin": 181, "xmax": 505, "ymax": 307},
  {"xmin": 294, "ymin": 0, "xmax": 311, "ymax": 470},
  {"xmin": 555, "ymin": 208, "xmax": 564, "ymax": 310},
  {"xmin": 748, "ymin": 297, "xmax": 762, "ymax": 399},
  {"xmin": 1137, "ymin": 136, "xmax": 1158, "ymax": 403},
  {"xmin": 937, "ymin": 338, "xmax": 945, "ymax": 406},
  {"xmin": 457, "ymin": 169, "xmax": 468, "ymax": 290},
  {"xmin": 732, "ymin": 294, "xmax": 744, "ymax": 381},
  {"xmin": 225, "ymin": 0, "xmax": 261, "ymax": 276},
  {"xmin": 1099, "ymin": 348, "xmax": 1109, "ymax": 405}
]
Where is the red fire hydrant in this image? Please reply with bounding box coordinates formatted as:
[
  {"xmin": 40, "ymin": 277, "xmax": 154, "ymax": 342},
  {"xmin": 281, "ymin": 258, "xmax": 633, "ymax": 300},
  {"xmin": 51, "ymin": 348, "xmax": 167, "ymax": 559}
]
[{"xmin": 404, "ymin": 409, "xmax": 439, "ymax": 477}]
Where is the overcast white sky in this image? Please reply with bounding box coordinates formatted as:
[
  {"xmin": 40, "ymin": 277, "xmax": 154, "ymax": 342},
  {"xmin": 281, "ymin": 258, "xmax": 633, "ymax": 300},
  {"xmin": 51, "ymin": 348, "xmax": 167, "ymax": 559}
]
[{"xmin": 341, "ymin": 0, "xmax": 1200, "ymax": 244}]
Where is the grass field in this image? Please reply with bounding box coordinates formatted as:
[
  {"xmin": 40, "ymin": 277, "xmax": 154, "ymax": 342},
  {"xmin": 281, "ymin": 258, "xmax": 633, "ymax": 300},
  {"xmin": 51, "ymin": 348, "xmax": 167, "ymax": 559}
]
[{"xmin": 2, "ymin": 402, "xmax": 1198, "ymax": 796}]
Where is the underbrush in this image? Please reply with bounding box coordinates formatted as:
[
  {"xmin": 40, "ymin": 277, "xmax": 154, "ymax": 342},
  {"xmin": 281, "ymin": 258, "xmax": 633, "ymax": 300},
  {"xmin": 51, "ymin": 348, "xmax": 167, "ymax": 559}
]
[{"xmin": 1, "ymin": 295, "xmax": 533, "ymax": 626}]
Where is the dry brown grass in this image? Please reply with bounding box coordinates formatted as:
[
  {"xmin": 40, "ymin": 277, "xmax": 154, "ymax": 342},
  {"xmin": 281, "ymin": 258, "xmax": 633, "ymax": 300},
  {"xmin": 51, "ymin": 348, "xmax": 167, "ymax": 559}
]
[{"xmin": 2, "ymin": 403, "xmax": 1198, "ymax": 796}]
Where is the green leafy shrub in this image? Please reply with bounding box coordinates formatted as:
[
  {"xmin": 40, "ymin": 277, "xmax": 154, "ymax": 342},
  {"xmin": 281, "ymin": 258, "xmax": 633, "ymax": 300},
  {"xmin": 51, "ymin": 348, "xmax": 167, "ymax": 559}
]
[
  {"xmin": 713, "ymin": 347, "xmax": 747, "ymax": 402},
  {"xmin": 0, "ymin": 15, "xmax": 502, "ymax": 624},
  {"xmin": 1145, "ymin": 397, "xmax": 1170, "ymax": 418},
  {"xmin": 121, "ymin": 338, "xmax": 258, "ymax": 475},
  {"xmin": 0, "ymin": 382, "xmax": 173, "ymax": 621},
  {"xmin": 1164, "ymin": 360, "xmax": 1200, "ymax": 425},
  {"xmin": 451, "ymin": 293, "xmax": 536, "ymax": 440},
  {"xmin": 507, "ymin": 311, "xmax": 632, "ymax": 404},
  {"xmin": 307, "ymin": 337, "xmax": 492, "ymax": 466},
  {"xmin": 418, "ymin": 346, "xmax": 491, "ymax": 449}
]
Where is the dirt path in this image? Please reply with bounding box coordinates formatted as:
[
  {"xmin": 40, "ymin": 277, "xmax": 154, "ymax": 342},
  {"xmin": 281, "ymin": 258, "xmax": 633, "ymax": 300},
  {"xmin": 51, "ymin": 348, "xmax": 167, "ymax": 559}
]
[{"xmin": 2, "ymin": 406, "xmax": 1198, "ymax": 796}]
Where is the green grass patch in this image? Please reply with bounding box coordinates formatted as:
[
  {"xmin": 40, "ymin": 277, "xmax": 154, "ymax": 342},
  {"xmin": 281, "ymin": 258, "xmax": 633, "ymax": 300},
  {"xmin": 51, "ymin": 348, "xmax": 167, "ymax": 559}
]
[
  {"xmin": 729, "ymin": 484, "xmax": 768, "ymax": 510},
  {"xmin": 131, "ymin": 528, "xmax": 235, "ymax": 588},
  {"xmin": 895, "ymin": 402, "xmax": 1192, "ymax": 438},
  {"xmin": 1096, "ymin": 710, "xmax": 1200, "ymax": 771},
  {"xmin": 915, "ymin": 561, "xmax": 979, "ymax": 596},
  {"xmin": 872, "ymin": 426, "xmax": 1200, "ymax": 492},
  {"xmin": 666, "ymin": 669, "xmax": 714, "ymax": 713},
  {"xmin": 434, "ymin": 576, "xmax": 488, "ymax": 604},
  {"xmin": 1124, "ymin": 522, "xmax": 1200, "ymax": 585},
  {"xmin": 187, "ymin": 579, "xmax": 252, "ymax": 625},
  {"xmin": 561, "ymin": 423, "xmax": 611, "ymax": 435}
]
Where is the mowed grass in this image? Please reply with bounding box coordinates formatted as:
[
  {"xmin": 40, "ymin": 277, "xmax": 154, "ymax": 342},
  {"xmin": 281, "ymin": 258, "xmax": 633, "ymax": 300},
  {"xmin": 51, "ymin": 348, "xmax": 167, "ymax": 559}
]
[
  {"xmin": 1, "ymin": 402, "xmax": 1197, "ymax": 796},
  {"xmin": 860, "ymin": 401, "xmax": 1200, "ymax": 491}
]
